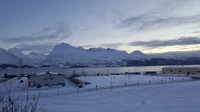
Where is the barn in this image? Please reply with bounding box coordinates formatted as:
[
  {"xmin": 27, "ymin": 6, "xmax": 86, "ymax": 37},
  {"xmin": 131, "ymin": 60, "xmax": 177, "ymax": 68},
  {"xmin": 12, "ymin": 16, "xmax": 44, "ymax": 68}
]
[{"xmin": 29, "ymin": 71, "xmax": 65, "ymax": 88}]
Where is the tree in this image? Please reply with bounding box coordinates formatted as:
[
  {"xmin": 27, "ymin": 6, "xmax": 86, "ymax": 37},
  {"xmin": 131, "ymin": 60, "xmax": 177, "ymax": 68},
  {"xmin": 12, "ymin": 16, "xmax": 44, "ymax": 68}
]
[{"xmin": 0, "ymin": 86, "xmax": 47, "ymax": 112}]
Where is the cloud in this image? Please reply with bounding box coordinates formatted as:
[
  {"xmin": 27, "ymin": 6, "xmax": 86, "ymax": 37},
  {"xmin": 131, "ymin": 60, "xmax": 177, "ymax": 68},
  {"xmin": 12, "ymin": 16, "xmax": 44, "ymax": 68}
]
[
  {"xmin": 116, "ymin": 0, "xmax": 200, "ymax": 31},
  {"xmin": 81, "ymin": 45, "xmax": 95, "ymax": 48},
  {"xmin": 0, "ymin": 24, "xmax": 72, "ymax": 44},
  {"xmin": 16, "ymin": 44, "xmax": 55, "ymax": 54},
  {"xmin": 128, "ymin": 37, "xmax": 200, "ymax": 47},
  {"xmin": 193, "ymin": 30, "xmax": 200, "ymax": 34},
  {"xmin": 116, "ymin": 14, "xmax": 200, "ymax": 31}
]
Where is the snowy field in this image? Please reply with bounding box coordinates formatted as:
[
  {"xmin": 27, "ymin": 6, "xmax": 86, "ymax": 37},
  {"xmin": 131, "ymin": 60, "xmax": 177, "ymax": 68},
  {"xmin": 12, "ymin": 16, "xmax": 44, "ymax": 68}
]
[
  {"xmin": 41, "ymin": 80, "xmax": 200, "ymax": 112},
  {"xmin": 78, "ymin": 74, "xmax": 192, "ymax": 88},
  {"xmin": 1, "ymin": 74, "xmax": 200, "ymax": 112}
]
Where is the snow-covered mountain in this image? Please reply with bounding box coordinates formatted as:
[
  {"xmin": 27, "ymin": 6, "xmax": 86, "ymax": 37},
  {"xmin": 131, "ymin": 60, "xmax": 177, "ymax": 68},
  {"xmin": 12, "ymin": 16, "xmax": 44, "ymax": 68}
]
[
  {"xmin": 0, "ymin": 48, "xmax": 19, "ymax": 65},
  {"xmin": 87, "ymin": 47, "xmax": 129, "ymax": 60},
  {"xmin": 43, "ymin": 43, "xmax": 89, "ymax": 65},
  {"xmin": 7, "ymin": 47, "xmax": 47, "ymax": 66},
  {"xmin": 8, "ymin": 47, "xmax": 26, "ymax": 58},
  {"xmin": 129, "ymin": 50, "xmax": 149, "ymax": 60},
  {"xmin": 0, "ymin": 43, "xmax": 151, "ymax": 67},
  {"xmin": 42, "ymin": 43, "xmax": 149, "ymax": 66},
  {"xmin": 3, "ymin": 43, "xmax": 200, "ymax": 67},
  {"xmin": 27, "ymin": 52, "xmax": 47, "ymax": 64}
]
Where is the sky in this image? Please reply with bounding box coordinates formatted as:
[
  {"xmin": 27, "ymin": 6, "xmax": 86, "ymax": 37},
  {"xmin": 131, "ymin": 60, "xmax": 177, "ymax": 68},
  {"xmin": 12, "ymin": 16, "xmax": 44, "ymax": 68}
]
[{"xmin": 1, "ymin": 0, "xmax": 200, "ymax": 54}]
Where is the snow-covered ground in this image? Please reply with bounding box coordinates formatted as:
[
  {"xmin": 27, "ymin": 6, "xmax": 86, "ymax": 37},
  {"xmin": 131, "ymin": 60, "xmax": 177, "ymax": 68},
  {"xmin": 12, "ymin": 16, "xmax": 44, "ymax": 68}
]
[
  {"xmin": 41, "ymin": 79, "xmax": 200, "ymax": 112},
  {"xmin": 1, "ymin": 74, "xmax": 199, "ymax": 112},
  {"xmin": 78, "ymin": 74, "xmax": 191, "ymax": 88}
]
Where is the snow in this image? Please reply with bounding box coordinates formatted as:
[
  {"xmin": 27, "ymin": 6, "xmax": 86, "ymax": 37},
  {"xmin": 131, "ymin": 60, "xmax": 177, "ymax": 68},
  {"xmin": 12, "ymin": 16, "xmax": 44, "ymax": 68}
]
[
  {"xmin": 8, "ymin": 47, "xmax": 26, "ymax": 58},
  {"xmin": 2, "ymin": 74, "xmax": 199, "ymax": 112},
  {"xmin": 129, "ymin": 50, "xmax": 149, "ymax": 60},
  {"xmin": 1, "ymin": 77, "xmax": 29, "ymax": 90},
  {"xmin": 40, "ymin": 77, "xmax": 200, "ymax": 112},
  {"xmin": 36, "ymin": 72, "xmax": 59, "ymax": 75},
  {"xmin": 26, "ymin": 52, "xmax": 47, "ymax": 64},
  {"xmin": 0, "ymin": 48, "xmax": 19, "ymax": 64},
  {"xmin": 43, "ymin": 43, "xmax": 148, "ymax": 65},
  {"xmin": 6, "ymin": 47, "xmax": 47, "ymax": 65},
  {"xmin": 78, "ymin": 74, "xmax": 191, "ymax": 88},
  {"xmin": 3, "ymin": 43, "xmax": 200, "ymax": 66}
]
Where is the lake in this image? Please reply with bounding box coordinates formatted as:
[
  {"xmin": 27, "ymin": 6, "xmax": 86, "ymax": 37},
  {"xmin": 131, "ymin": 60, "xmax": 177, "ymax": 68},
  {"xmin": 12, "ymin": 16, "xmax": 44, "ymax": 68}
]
[{"xmin": 0, "ymin": 66, "xmax": 166, "ymax": 77}]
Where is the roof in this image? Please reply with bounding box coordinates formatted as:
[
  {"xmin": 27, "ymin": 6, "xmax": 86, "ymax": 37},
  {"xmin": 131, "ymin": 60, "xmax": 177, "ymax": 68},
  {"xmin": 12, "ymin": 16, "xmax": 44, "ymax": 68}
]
[
  {"xmin": 36, "ymin": 72, "xmax": 59, "ymax": 76},
  {"xmin": 30, "ymin": 72, "xmax": 65, "ymax": 78}
]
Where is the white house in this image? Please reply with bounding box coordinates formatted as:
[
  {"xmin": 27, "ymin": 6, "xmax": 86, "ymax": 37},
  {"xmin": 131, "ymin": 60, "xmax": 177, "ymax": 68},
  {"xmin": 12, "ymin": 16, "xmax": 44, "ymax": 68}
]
[{"xmin": 29, "ymin": 71, "xmax": 65, "ymax": 88}]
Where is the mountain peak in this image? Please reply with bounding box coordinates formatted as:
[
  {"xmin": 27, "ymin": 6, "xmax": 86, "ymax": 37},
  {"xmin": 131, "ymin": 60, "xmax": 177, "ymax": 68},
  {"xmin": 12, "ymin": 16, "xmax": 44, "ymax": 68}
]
[
  {"xmin": 53, "ymin": 43, "xmax": 75, "ymax": 50},
  {"xmin": 77, "ymin": 46, "xmax": 85, "ymax": 51},
  {"xmin": 60, "ymin": 43, "xmax": 73, "ymax": 47},
  {"xmin": 8, "ymin": 47, "xmax": 18, "ymax": 51},
  {"xmin": 8, "ymin": 47, "xmax": 26, "ymax": 58},
  {"xmin": 131, "ymin": 50, "xmax": 145, "ymax": 55},
  {"xmin": 0, "ymin": 48, "xmax": 19, "ymax": 65}
]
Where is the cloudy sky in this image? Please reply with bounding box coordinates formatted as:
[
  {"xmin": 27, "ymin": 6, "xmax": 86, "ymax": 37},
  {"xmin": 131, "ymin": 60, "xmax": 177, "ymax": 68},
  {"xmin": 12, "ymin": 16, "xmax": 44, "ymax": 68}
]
[{"xmin": 1, "ymin": 0, "xmax": 200, "ymax": 54}]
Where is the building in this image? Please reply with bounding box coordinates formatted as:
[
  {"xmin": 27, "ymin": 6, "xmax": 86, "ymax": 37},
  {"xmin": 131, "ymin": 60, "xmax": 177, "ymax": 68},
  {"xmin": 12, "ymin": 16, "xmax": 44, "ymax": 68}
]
[
  {"xmin": 4, "ymin": 73, "xmax": 17, "ymax": 79},
  {"xmin": 162, "ymin": 65, "xmax": 200, "ymax": 75},
  {"xmin": 29, "ymin": 71, "xmax": 65, "ymax": 88},
  {"xmin": 0, "ymin": 78, "xmax": 8, "ymax": 83}
]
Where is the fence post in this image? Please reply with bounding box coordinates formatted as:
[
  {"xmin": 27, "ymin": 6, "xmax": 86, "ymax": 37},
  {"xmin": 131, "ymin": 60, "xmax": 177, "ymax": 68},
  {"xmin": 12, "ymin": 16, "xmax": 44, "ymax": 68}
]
[
  {"xmin": 96, "ymin": 85, "xmax": 98, "ymax": 92},
  {"xmin": 57, "ymin": 90, "xmax": 59, "ymax": 97},
  {"xmin": 77, "ymin": 87, "xmax": 79, "ymax": 94}
]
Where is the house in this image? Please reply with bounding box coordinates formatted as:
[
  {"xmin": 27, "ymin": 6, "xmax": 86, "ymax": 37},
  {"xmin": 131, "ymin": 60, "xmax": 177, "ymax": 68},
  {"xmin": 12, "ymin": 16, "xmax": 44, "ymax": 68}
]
[{"xmin": 29, "ymin": 71, "xmax": 65, "ymax": 88}]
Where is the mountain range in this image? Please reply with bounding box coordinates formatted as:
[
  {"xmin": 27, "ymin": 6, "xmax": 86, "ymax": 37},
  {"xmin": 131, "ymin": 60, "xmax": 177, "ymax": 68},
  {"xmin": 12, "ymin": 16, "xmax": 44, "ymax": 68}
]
[{"xmin": 1, "ymin": 43, "xmax": 200, "ymax": 68}]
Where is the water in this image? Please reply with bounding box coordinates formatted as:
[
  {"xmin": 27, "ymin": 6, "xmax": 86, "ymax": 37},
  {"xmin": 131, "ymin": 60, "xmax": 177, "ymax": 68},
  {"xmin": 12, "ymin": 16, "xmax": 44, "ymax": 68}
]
[{"xmin": 0, "ymin": 66, "xmax": 165, "ymax": 77}]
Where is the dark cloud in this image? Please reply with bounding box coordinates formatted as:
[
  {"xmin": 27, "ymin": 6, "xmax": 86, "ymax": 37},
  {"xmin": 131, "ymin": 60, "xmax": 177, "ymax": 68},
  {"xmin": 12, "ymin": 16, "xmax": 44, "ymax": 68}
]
[
  {"xmin": 116, "ymin": 0, "xmax": 199, "ymax": 31},
  {"xmin": 128, "ymin": 37, "xmax": 200, "ymax": 47},
  {"xmin": 0, "ymin": 24, "xmax": 72, "ymax": 43},
  {"xmin": 193, "ymin": 31, "xmax": 200, "ymax": 34},
  {"xmin": 116, "ymin": 14, "xmax": 200, "ymax": 31},
  {"xmin": 16, "ymin": 44, "xmax": 55, "ymax": 54}
]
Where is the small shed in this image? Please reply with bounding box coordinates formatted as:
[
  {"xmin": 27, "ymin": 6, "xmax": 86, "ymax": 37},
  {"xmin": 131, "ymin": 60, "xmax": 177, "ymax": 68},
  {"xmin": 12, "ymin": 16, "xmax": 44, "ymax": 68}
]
[{"xmin": 29, "ymin": 71, "xmax": 65, "ymax": 88}]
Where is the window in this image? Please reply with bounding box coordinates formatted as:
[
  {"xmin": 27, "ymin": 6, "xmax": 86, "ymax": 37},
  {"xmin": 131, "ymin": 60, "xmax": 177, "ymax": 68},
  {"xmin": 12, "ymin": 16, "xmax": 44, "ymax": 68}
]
[
  {"xmin": 179, "ymin": 70, "xmax": 182, "ymax": 72},
  {"xmin": 170, "ymin": 70, "xmax": 173, "ymax": 72},
  {"xmin": 43, "ymin": 78, "xmax": 46, "ymax": 80}
]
